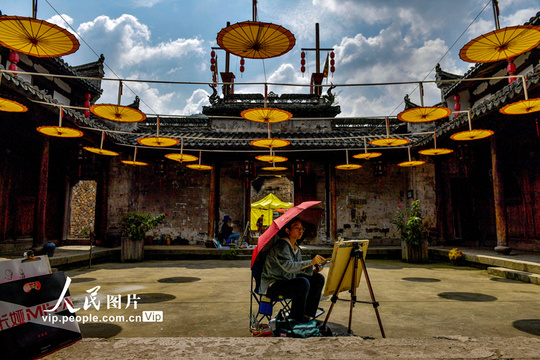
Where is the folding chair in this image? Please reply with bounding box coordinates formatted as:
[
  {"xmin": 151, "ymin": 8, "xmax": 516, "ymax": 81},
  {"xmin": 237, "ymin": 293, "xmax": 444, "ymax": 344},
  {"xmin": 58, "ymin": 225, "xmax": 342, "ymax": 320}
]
[{"xmin": 249, "ymin": 264, "xmax": 292, "ymax": 334}]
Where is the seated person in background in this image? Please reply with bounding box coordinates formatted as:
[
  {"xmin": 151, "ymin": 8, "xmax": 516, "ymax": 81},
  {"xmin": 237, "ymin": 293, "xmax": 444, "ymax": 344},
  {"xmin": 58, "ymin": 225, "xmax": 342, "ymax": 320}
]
[
  {"xmin": 259, "ymin": 218, "xmax": 326, "ymax": 323},
  {"xmin": 256, "ymin": 214, "xmax": 265, "ymax": 234},
  {"xmin": 220, "ymin": 215, "xmax": 240, "ymax": 245}
]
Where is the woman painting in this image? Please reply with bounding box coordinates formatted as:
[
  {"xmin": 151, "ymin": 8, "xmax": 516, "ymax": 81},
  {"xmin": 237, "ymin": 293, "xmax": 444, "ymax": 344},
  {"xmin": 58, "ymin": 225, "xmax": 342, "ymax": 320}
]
[{"xmin": 259, "ymin": 218, "xmax": 326, "ymax": 323}]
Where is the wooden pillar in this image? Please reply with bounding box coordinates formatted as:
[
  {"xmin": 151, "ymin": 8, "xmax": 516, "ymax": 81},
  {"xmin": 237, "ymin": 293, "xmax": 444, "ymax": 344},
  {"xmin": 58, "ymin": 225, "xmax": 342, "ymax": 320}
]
[
  {"xmin": 329, "ymin": 163, "xmax": 337, "ymax": 241},
  {"xmin": 490, "ymin": 137, "xmax": 511, "ymax": 254},
  {"xmin": 95, "ymin": 160, "xmax": 109, "ymax": 242},
  {"xmin": 61, "ymin": 177, "xmax": 72, "ymax": 244},
  {"xmin": 208, "ymin": 164, "xmax": 217, "ymax": 239},
  {"xmin": 0, "ymin": 153, "xmax": 12, "ymax": 241},
  {"xmin": 33, "ymin": 137, "xmax": 49, "ymax": 248}
]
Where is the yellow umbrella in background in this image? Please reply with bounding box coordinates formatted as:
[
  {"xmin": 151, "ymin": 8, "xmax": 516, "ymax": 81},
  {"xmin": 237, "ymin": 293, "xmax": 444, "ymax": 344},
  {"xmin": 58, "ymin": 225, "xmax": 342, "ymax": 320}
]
[
  {"xmin": 450, "ymin": 111, "xmax": 494, "ymax": 141},
  {"xmin": 500, "ymin": 98, "xmax": 540, "ymax": 115},
  {"xmin": 137, "ymin": 117, "xmax": 179, "ymax": 147},
  {"xmin": 90, "ymin": 103, "xmax": 146, "ymax": 123},
  {"xmin": 186, "ymin": 152, "xmax": 213, "ymax": 171},
  {"xmin": 0, "ymin": 16, "xmax": 79, "ymax": 57},
  {"xmin": 217, "ymin": 21, "xmax": 295, "ymax": 59},
  {"xmin": 0, "ymin": 97, "xmax": 28, "ymax": 112},
  {"xmin": 83, "ymin": 131, "xmax": 119, "ymax": 156},
  {"xmin": 353, "ymin": 138, "xmax": 382, "ymax": 160},
  {"xmin": 251, "ymin": 138, "xmax": 290, "ymax": 148},
  {"xmin": 369, "ymin": 118, "xmax": 411, "ymax": 147},
  {"xmin": 418, "ymin": 133, "xmax": 454, "ymax": 156},
  {"xmin": 398, "ymin": 147, "xmax": 425, "ymax": 167},
  {"xmin": 335, "ymin": 150, "xmax": 361, "ymax": 170},
  {"xmin": 36, "ymin": 106, "xmax": 83, "ymax": 138},
  {"xmin": 241, "ymin": 107, "xmax": 292, "ymax": 123},
  {"xmin": 459, "ymin": 25, "xmax": 540, "ymax": 63},
  {"xmin": 164, "ymin": 138, "xmax": 198, "ymax": 163},
  {"xmin": 397, "ymin": 106, "xmax": 451, "ymax": 123},
  {"xmin": 122, "ymin": 147, "xmax": 148, "ymax": 166},
  {"xmin": 261, "ymin": 163, "xmax": 288, "ymax": 171}
]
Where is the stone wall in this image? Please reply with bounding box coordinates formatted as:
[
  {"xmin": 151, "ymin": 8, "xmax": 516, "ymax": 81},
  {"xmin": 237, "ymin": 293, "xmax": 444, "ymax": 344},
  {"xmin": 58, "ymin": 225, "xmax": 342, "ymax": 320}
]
[{"xmin": 70, "ymin": 180, "xmax": 97, "ymax": 238}]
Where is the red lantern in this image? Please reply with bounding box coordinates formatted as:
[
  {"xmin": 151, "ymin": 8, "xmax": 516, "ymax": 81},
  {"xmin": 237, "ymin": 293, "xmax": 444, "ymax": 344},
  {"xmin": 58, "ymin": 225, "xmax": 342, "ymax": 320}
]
[
  {"xmin": 210, "ymin": 57, "xmax": 216, "ymax": 64},
  {"xmin": 85, "ymin": 92, "xmax": 92, "ymax": 100},
  {"xmin": 330, "ymin": 66, "xmax": 335, "ymax": 73},
  {"xmin": 330, "ymin": 51, "xmax": 335, "ymax": 59},
  {"xmin": 8, "ymin": 63, "xmax": 18, "ymax": 73},
  {"xmin": 240, "ymin": 65, "xmax": 245, "ymax": 73},
  {"xmin": 454, "ymin": 102, "xmax": 461, "ymax": 111},
  {"xmin": 301, "ymin": 51, "xmax": 305, "ymax": 58},
  {"xmin": 301, "ymin": 66, "xmax": 306, "ymax": 73},
  {"xmin": 211, "ymin": 50, "xmax": 216, "ymax": 57},
  {"xmin": 301, "ymin": 59, "xmax": 305, "ymax": 65},
  {"xmin": 84, "ymin": 100, "xmax": 91, "ymax": 108},
  {"xmin": 240, "ymin": 58, "xmax": 245, "ymax": 65},
  {"xmin": 9, "ymin": 52, "xmax": 19, "ymax": 64},
  {"xmin": 210, "ymin": 64, "xmax": 215, "ymax": 72},
  {"xmin": 507, "ymin": 62, "xmax": 516, "ymax": 74},
  {"xmin": 330, "ymin": 59, "xmax": 335, "ymax": 66},
  {"xmin": 453, "ymin": 94, "xmax": 460, "ymax": 102},
  {"xmin": 84, "ymin": 109, "xmax": 90, "ymax": 118}
]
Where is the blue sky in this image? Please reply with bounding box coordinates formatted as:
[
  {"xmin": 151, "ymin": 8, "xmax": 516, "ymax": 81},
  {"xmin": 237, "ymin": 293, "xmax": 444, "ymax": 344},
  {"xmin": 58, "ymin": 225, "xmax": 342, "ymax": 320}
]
[{"xmin": 2, "ymin": 0, "xmax": 540, "ymax": 118}]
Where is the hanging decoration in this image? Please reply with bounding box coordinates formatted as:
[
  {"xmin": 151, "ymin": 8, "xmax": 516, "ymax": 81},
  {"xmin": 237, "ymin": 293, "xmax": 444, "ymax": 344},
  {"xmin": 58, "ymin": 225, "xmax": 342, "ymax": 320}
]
[
  {"xmin": 261, "ymin": 162, "xmax": 288, "ymax": 171},
  {"xmin": 450, "ymin": 111, "xmax": 494, "ymax": 141},
  {"xmin": 241, "ymin": 107, "xmax": 292, "ymax": 123},
  {"xmin": 507, "ymin": 57, "xmax": 517, "ymax": 83},
  {"xmin": 240, "ymin": 57, "xmax": 245, "ymax": 75},
  {"xmin": 8, "ymin": 51, "xmax": 19, "ymax": 74},
  {"xmin": 36, "ymin": 106, "xmax": 83, "ymax": 138},
  {"xmin": 84, "ymin": 131, "xmax": 119, "ymax": 156},
  {"xmin": 369, "ymin": 118, "xmax": 411, "ymax": 147},
  {"xmin": 90, "ymin": 81, "xmax": 147, "ymax": 122},
  {"xmin": 453, "ymin": 94, "xmax": 461, "ymax": 118},
  {"xmin": 300, "ymin": 51, "xmax": 306, "ymax": 76},
  {"xmin": 186, "ymin": 151, "xmax": 213, "ymax": 170},
  {"xmin": 0, "ymin": 16, "xmax": 80, "ymax": 58},
  {"xmin": 398, "ymin": 147, "xmax": 425, "ymax": 167},
  {"xmin": 84, "ymin": 92, "xmax": 91, "ymax": 118},
  {"xmin": 418, "ymin": 133, "xmax": 454, "ymax": 156},
  {"xmin": 500, "ymin": 76, "xmax": 540, "ymax": 115},
  {"xmin": 255, "ymin": 148, "xmax": 288, "ymax": 163},
  {"xmin": 330, "ymin": 51, "xmax": 336, "ymax": 75},
  {"xmin": 353, "ymin": 138, "xmax": 382, "ymax": 160},
  {"xmin": 335, "ymin": 149, "xmax": 361, "ymax": 170},
  {"xmin": 164, "ymin": 138, "xmax": 198, "ymax": 163},
  {"xmin": 137, "ymin": 117, "xmax": 180, "ymax": 147},
  {"xmin": 397, "ymin": 83, "xmax": 451, "ymax": 122},
  {"xmin": 251, "ymin": 122, "xmax": 291, "ymax": 148},
  {"xmin": 0, "ymin": 97, "xmax": 28, "ymax": 112},
  {"xmin": 122, "ymin": 147, "xmax": 148, "ymax": 166}
]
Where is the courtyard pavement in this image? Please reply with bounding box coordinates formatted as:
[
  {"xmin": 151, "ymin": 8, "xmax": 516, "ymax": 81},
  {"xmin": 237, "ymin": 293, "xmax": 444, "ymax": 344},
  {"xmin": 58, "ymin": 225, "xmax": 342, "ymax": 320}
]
[{"xmin": 32, "ymin": 249, "xmax": 540, "ymax": 359}]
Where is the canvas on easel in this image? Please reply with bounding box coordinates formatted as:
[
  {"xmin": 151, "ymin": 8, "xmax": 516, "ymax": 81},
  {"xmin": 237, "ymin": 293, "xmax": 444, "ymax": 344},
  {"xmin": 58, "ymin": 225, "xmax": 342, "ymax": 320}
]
[{"xmin": 323, "ymin": 239, "xmax": 369, "ymax": 297}]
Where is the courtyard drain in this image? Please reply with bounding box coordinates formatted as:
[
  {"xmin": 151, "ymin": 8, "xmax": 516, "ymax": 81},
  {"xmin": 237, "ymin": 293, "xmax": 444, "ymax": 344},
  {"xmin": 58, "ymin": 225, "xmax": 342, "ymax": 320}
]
[
  {"xmin": 402, "ymin": 277, "xmax": 441, "ymax": 283},
  {"xmin": 438, "ymin": 292, "xmax": 497, "ymax": 302},
  {"xmin": 157, "ymin": 277, "xmax": 200, "ymax": 283}
]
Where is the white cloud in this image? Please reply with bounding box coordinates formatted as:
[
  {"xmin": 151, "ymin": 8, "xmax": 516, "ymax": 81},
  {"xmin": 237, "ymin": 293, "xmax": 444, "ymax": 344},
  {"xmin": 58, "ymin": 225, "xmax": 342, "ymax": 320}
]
[
  {"xmin": 129, "ymin": 0, "xmax": 167, "ymax": 7},
  {"xmin": 47, "ymin": 14, "xmax": 74, "ymax": 27},
  {"xmin": 182, "ymin": 89, "xmax": 210, "ymax": 115}
]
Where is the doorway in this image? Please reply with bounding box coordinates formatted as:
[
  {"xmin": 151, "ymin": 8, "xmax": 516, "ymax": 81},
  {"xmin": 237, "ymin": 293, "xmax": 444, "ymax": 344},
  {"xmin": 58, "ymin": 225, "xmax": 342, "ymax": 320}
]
[{"xmin": 69, "ymin": 180, "xmax": 97, "ymax": 238}]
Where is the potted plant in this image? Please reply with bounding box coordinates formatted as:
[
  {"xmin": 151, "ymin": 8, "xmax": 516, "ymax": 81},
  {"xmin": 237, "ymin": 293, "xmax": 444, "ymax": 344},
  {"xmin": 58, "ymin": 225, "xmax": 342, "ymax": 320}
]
[
  {"xmin": 393, "ymin": 200, "xmax": 429, "ymax": 263},
  {"xmin": 120, "ymin": 211, "xmax": 165, "ymax": 262}
]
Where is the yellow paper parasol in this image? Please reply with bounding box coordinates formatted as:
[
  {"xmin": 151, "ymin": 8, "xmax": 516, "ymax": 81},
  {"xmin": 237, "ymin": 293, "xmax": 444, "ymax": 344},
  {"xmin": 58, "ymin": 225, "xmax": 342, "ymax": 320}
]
[
  {"xmin": 122, "ymin": 147, "xmax": 148, "ymax": 166},
  {"xmin": 241, "ymin": 107, "xmax": 292, "ymax": 123},
  {"xmin": 398, "ymin": 148, "xmax": 425, "ymax": 167},
  {"xmin": 261, "ymin": 164, "xmax": 288, "ymax": 171},
  {"xmin": 0, "ymin": 16, "xmax": 79, "ymax": 58},
  {"xmin": 217, "ymin": 21, "xmax": 295, "ymax": 59},
  {"xmin": 83, "ymin": 131, "xmax": 119, "ymax": 156},
  {"xmin": 84, "ymin": 147, "xmax": 119, "ymax": 156},
  {"xmin": 353, "ymin": 138, "xmax": 382, "ymax": 160},
  {"xmin": 90, "ymin": 103, "xmax": 146, "ymax": 123},
  {"xmin": 186, "ymin": 152, "xmax": 213, "ymax": 170},
  {"xmin": 36, "ymin": 106, "xmax": 82, "ymax": 138},
  {"xmin": 450, "ymin": 110, "xmax": 494, "ymax": 141},
  {"xmin": 37, "ymin": 126, "xmax": 83, "ymax": 138},
  {"xmin": 165, "ymin": 153, "xmax": 198, "ymax": 163},
  {"xmin": 256, "ymin": 155, "xmax": 288, "ymax": 163},
  {"xmin": 499, "ymin": 98, "xmax": 540, "ymax": 115},
  {"xmin": 251, "ymin": 138, "xmax": 290, "ymax": 148},
  {"xmin": 370, "ymin": 138, "xmax": 410, "ymax": 147},
  {"xmin": 335, "ymin": 150, "xmax": 361, "ymax": 170},
  {"xmin": 397, "ymin": 106, "xmax": 451, "ymax": 123},
  {"xmin": 0, "ymin": 97, "xmax": 28, "ymax": 112},
  {"xmin": 417, "ymin": 133, "xmax": 454, "ymax": 156},
  {"xmin": 137, "ymin": 136, "xmax": 179, "ymax": 147},
  {"xmin": 459, "ymin": 25, "xmax": 540, "ymax": 63}
]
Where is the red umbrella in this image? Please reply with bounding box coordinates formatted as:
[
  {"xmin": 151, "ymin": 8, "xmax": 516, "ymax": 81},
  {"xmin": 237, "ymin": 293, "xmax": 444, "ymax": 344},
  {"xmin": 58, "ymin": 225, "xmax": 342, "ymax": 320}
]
[{"xmin": 250, "ymin": 200, "xmax": 323, "ymax": 269}]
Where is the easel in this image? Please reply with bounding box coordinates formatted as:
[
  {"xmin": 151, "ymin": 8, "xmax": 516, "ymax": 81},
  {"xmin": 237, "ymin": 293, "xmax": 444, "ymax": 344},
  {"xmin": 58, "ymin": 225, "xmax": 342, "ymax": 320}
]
[{"xmin": 322, "ymin": 242, "xmax": 386, "ymax": 337}]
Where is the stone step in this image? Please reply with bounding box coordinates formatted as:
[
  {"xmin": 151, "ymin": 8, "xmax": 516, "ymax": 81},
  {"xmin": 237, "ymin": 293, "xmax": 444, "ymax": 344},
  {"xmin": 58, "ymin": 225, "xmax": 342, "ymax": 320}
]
[{"xmin": 487, "ymin": 267, "xmax": 540, "ymax": 285}]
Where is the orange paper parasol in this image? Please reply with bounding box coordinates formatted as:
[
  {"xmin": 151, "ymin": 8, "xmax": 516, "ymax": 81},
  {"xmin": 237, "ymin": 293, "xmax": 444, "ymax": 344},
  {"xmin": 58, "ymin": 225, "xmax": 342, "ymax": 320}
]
[
  {"xmin": 499, "ymin": 98, "xmax": 540, "ymax": 115},
  {"xmin": 122, "ymin": 147, "xmax": 148, "ymax": 166},
  {"xmin": 241, "ymin": 107, "xmax": 292, "ymax": 123},
  {"xmin": 186, "ymin": 151, "xmax": 213, "ymax": 170},
  {"xmin": 335, "ymin": 150, "xmax": 361, "ymax": 170},
  {"xmin": 398, "ymin": 147, "xmax": 425, "ymax": 167},
  {"xmin": 84, "ymin": 147, "xmax": 119, "ymax": 156},
  {"xmin": 137, "ymin": 136, "xmax": 179, "ymax": 147},
  {"xmin": 165, "ymin": 153, "xmax": 198, "ymax": 163},
  {"xmin": 353, "ymin": 138, "xmax": 382, "ymax": 160},
  {"xmin": 418, "ymin": 133, "xmax": 454, "ymax": 156},
  {"xmin": 370, "ymin": 138, "xmax": 410, "ymax": 147},
  {"xmin": 217, "ymin": 21, "xmax": 295, "ymax": 59},
  {"xmin": 251, "ymin": 138, "xmax": 290, "ymax": 148},
  {"xmin": 451, "ymin": 129, "xmax": 494, "ymax": 141},
  {"xmin": 37, "ymin": 126, "xmax": 83, "ymax": 138},
  {"xmin": 459, "ymin": 25, "xmax": 540, "ymax": 63},
  {"xmin": 397, "ymin": 106, "xmax": 451, "ymax": 123},
  {"xmin": 0, "ymin": 16, "xmax": 79, "ymax": 57},
  {"xmin": 90, "ymin": 104, "xmax": 146, "ymax": 123},
  {"xmin": 0, "ymin": 97, "xmax": 28, "ymax": 112},
  {"xmin": 261, "ymin": 164, "xmax": 288, "ymax": 171}
]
